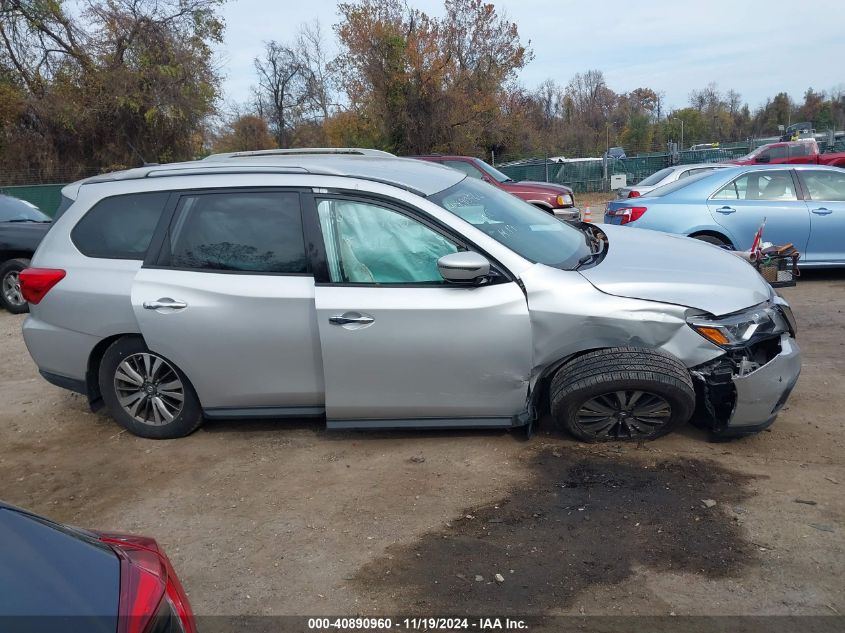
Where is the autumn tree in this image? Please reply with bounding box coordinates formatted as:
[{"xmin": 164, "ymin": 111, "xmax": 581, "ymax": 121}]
[
  {"xmin": 0, "ymin": 0, "xmax": 224, "ymax": 182},
  {"xmin": 331, "ymin": 0, "xmax": 531, "ymax": 155},
  {"xmin": 213, "ymin": 114, "xmax": 276, "ymax": 153}
]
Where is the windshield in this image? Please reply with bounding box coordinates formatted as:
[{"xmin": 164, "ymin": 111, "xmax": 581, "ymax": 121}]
[
  {"xmin": 643, "ymin": 170, "xmax": 715, "ymax": 198},
  {"xmin": 636, "ymin": 167, "xmax": 675, "ymax": 187},
  {"xmin": 474, "ymin": 159, "xmax": 513, "ymax": 183},
  {"xmin": 0, "ymin": 196, "xmax": 50, "ymax": 222},
  {"xmin": 429, "ymin": 177, "xmax": 590, "ymax": 270}
]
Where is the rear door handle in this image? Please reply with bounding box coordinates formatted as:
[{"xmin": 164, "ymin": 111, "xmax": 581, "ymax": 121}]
[
  {"xmin": 811, "ymin": 208, "xmax": 833, "ymax": 215},
  {"xmin": 716, "ymin": 206, "xmax": 736, "ymax": 214},
  {"xmin": 143, "ymin": 298, "xmax": 188, "ymax": 310}
]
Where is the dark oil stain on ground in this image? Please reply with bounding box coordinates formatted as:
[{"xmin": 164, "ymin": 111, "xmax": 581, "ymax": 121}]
[{"xmin": 353, "ymin": 449, "xmax": 758, "ymax": 615}]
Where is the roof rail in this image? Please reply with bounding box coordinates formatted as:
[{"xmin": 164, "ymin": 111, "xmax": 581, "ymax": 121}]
[{"xmin": 203, "ymin": 148, "xmax": 395, "ymax": 161}]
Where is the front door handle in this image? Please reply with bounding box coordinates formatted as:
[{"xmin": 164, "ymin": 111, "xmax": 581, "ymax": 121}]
[
  {"xmin": 811, "ymin": 207, "xmax": 833, "ymax": 215},
  {"xmin": 716, "ymin": 206, "xmax": 737, "ymax": 214},
  {"xmin": 329, "ymin": 313, "xmax": 374, "ymax": 326},
  {"xmin": 143, "ymin": 298, "xmax": 188, "ymax": 310}
]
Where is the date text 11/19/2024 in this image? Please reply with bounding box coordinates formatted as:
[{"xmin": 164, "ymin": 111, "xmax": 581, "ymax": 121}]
[{"xmin": 307, "ymin": 617, "xmax": 529, "ymax": 630}]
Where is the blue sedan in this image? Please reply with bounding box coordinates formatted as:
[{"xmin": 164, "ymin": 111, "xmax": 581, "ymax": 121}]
[{"xmin": 604, "ymin": 164, "xmax": 845, "ymax": 267}]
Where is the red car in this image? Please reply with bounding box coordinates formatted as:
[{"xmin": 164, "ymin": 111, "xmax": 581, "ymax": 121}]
[
  {"xmin": 728, "ymin": 139, "xmax": 845, "ymax": 167},
  {"xmin": 0, "ymin": 500, "xmax": 195, "ymax": 633},
  {"xmin": 412, "ymin": 155, "xmax": 580, "ymax": 221}
]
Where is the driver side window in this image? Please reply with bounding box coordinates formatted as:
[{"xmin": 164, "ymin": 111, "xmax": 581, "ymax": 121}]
[{"xmin": 316, "ymin": 199, "xmax": 458, "ymax": 284}]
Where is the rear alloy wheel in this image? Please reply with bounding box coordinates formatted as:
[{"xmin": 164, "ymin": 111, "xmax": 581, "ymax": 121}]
[
  {"xmin": 550, "ymin": 347, "xmax": 695, "ymax": 442},
  {"xmin": 0, "ymin": 258, "xmax": 31, "ymax": 314},
  {"xmin": 100, "ymin": 337, "xmax": 202, "ymax": 439}
]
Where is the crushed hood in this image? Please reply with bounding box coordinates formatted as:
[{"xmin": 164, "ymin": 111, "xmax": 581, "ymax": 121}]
[{"xmin": 578, "ymin": 225, "xmax": 772, "ymax": 316}]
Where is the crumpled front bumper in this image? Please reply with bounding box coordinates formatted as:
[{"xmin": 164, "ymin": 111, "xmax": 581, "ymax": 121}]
[
  {"xmin": 692, "ymin": 334, "xmax": 801, "ymax": 436},
  {"xmin": 729, "ymin": 335, "xmax": 800, "ymax": 428}
]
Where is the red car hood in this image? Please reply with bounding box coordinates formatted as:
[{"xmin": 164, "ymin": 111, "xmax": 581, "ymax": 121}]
[{"xmin": 500, "ymin": 181, "xmax": 573, "ymax": 195}]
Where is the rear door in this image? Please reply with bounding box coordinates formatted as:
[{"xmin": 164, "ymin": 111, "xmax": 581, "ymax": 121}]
[
  {"xmin": 787, "ymin": 142, "xmax": 814, "ymax": 165},
  {"xmin": 131, "ymin": 189, "xmax": 324, "ymax": 412},
  {"xmin": 706, "ymin": 170, "xmax": 810, "ymax": 251},
  {"xmin": 796, "ymin": 169, "xmax": 845, "ymax": 265},
  {"xmin": 306, "ymin": 194, "xmax": 532, "ymax": 427}
]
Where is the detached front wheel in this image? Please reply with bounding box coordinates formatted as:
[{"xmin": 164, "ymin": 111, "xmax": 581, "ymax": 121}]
[{"xmin": 550, "ymin": 347, "xmax": 695, "ymax": 442}]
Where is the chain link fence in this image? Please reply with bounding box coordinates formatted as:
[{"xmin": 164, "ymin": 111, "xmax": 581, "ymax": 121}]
[{"xmin": 498, "ymin": 137, "xmax": 844, "ymax": 193}]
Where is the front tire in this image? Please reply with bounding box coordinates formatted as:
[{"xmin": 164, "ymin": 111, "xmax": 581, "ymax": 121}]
[
  {"xmin": 0, "ymin": 258, "xmax": 31, "ymax": 314},
  {"xmin": 550, "ymin": 347, "xmax": 695, "ymax": 442},
  {"xmin": 99, "ymin": 337, "xmax": 203, "ymax": 439}
]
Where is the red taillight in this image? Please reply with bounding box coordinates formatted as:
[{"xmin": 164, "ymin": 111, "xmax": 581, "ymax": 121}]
[
  {"xmin": 19, "ymin": 268, "xmax": 65, "ymax": 304},
  {"xmin": 97, "ymin": 532, "xmax": 196, "ymax": 633},
  {"xmin": 627, "ymin": 190, "xmax": 641, "ymax": 198},
  {"xmin": 616, "ymin": 206, "xmax": 648, "ymax": 225}
]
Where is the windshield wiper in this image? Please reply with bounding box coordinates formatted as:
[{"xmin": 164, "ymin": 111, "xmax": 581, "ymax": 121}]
[{"xmin": 7, "ymin": 218, "xmax": 47, "ymax": 223}]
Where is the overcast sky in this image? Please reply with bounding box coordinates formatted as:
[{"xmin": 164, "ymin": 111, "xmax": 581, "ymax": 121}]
[{"xmin": 217, "ymin": 0, "xmax": 845, "ymax": 111}]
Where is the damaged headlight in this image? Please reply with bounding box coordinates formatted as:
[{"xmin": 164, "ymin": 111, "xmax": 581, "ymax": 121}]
[{"xmin": 688, "ymin": 303, "xmax": 790, "ymax": 348}]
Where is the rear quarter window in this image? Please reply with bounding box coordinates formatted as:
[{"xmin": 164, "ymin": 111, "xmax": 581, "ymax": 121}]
[{"xmin": 71, "ymin": 192, "xmax": 170, "ymax": 259}]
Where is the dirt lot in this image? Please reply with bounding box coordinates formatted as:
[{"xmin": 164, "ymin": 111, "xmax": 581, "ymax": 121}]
[{"xmin": 1, "ymin": 271, "xmax": 843, "ymax": 619}]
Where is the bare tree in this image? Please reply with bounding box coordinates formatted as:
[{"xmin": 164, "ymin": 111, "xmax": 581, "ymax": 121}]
[
  {"xmin": 254, "ymin": 41, "xmax": 308, "ymax": 147},
  {"xmin": 297, "ymin": 21, "xmax": 334, "ymax": 123}
]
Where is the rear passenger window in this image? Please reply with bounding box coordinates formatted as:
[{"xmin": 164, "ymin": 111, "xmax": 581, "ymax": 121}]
[
  {"xmin": 162, "ymin": 192, "xmax": 307, "ymax": 274},
  {"xmin": 72, "ymin": 192, "xmax": 170, "ymax": 259}
]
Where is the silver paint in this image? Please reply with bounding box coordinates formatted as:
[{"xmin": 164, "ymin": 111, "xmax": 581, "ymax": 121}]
[
  {"xmin": 23, "ymin": 156, "xmax": 800, "ymax": 434},
  {"xmin": 729, "ymin": 335, "xmax": 801, "ymax": 427}
]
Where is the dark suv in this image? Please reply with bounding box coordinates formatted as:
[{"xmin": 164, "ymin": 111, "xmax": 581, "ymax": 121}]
[
  {"xmin": 0, "ymin": 195, "xmax": 52, "ymax": 313},
  {"xmin": 412, "ymin": 155, "xmax": 579, "ymax": 221}
]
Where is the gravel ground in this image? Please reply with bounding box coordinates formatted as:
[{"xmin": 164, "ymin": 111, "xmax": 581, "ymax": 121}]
[{"xmin": 0, "ymin": 270, "xmax": 843, "ymax": 618}]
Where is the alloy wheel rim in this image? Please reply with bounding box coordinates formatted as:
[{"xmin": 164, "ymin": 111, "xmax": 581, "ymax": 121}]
[
  {"xmin": 575, "ymin": 390, "xmax": 671, "ymax": 439},
  {"xmin": 114, "ymin": 353, "xmax": 185, "ymax": 426},
  {"xmin": 2, "ymin": 271, "xmax": 24, "ymax": 306}
]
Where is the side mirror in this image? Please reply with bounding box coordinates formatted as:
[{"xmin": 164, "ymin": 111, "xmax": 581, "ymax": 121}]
[
  {"xmin": 755, "ymin": 155, "xmax": 771, "ymax": 163},
  {"xmin": 437, "ymin": 251, "xmax": 491, "ymax": 284}
]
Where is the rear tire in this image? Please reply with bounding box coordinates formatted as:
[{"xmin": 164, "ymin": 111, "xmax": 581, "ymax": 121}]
[
  {"xmin": 550, "ymin": 347, "xmax": 695, "ymax": 442},
  {"xmin": 692, "ymin": 234, "xmax": 731, "ymax": 249},
  {"xmin": 99, "ymin": 337, "xmax": 203, "ymax": 439},
  {"xmin": 0, "ymin": 258, "xmax": 31, "ymax": 314}
]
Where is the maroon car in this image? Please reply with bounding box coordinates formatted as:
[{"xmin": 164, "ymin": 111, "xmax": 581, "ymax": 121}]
[{"xmin": 412, "ymin": 155, "xmax": 580, "ymax": 221}]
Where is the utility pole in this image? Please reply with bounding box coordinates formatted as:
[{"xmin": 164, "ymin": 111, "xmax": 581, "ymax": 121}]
[{"xmin": 671, "ymin": 117, "xmax": 684, "ymax": 151}]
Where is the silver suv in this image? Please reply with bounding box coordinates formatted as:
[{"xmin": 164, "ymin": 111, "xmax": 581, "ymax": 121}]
[{"xmin": 21, "ymin": 149, "xmax": 801, "ymax": 441}]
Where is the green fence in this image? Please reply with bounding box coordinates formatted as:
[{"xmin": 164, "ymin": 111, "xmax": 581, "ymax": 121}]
[
  {"xmin": 0, "ymin": 184, "xmax": 65, "ymax": 217},
  {"xmin": 498, "ymin": 146, "xmax": 753, "ymax": 193},
  {"xmin": 498, "ymin": 139, "xmax": 843, "ymax": 193}
]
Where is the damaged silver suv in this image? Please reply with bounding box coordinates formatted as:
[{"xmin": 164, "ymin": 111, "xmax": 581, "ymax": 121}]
[{"xmin": 21, "ymin": 149, "xmax": 800, "ymax": 440}]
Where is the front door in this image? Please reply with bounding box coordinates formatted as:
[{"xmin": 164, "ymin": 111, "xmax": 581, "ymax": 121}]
[
  {"xmin": 309, "ymin": 195, "xmax": 533, "ymax": 427},
  {"xmin": 707, "ymin": 169, "xmax": 811, "ymax": 251},
  {"xmin": 132, "ymin": 190, "xmax": 324, "ymax": 412},
  {"xmin": 797, "ymin": 169, "xmax": 845, "ymax": 265}
]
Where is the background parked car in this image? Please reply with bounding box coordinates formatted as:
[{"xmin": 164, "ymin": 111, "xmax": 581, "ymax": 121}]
[
  {"xmin": 0, "ymin": 195, "xmax": 52, "ymax": 313},
  {"xmin": 604, "ymin": 164, "xmax": 845, "ymax": 267},
  {"xmin": 412, "ymin": 154, "xmax": 579, "ymax": 220},
  {"xmin": 0, "ymin": 501, "xmax": 195, "ymax": 633},
  {"xmin": 616, "ymin": 163, "xmax": 731, "ymax": 199},
  {"xmin": 604, "ymin": 146, "xmax": 627, "ymax": 160},
  {"xmin": 728, "ymin": 139, "xmax": 845, "ymax": 167}
]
